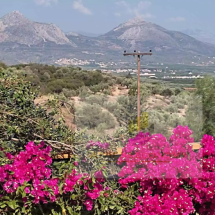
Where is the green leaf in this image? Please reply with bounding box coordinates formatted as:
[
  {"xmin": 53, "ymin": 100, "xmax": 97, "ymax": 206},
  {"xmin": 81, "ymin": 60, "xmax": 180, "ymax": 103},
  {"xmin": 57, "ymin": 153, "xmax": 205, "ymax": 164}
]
[
  {"xmin": 22, "ymin": 207, "xmax": 26, "ymax": 213},
  {"xmin": 98, "ymin": 198, "xmax": 105, "ymax": 205},
  {"xmin": 22, "ymin": 191, "xmax": 26, "ymax": 198},
  {"xmin": 92, "ymin": 177, "xmax": 96, "ymax": 184},
  {"xmin": 117, "ymin": 207, "xmax": 124, "ymax": 214},
  {"xmin": 58, "ymin": 183, "xmax": 64, "ymax": 192},
  {"xmin": 71, "ymin": 194, "xmax": 76, "ymax": 200},
  {"xmin": 0, "ymin": 204, "xmax": 6, "ymax": 209},
  {"xmin": 102, "ymin": 169, "xmax": 108, "ymax": 179},
  {"xmin": 67, "ymin": 206, "xmax": 74, "ymax": 214},
  {"xmin": 51, "ymin": 209, "xmax": 59, "ymax": 215},
  {"xmin": 7, "ymin": 200, "xmax": 18, "ymax": 210},
  {"xmin": 76, "ymin": 206, "xmax": 81, "ymax": 211},
  {"xmin": 109, "ymin": 205, "xmax": 115, "ymax": 210},
  {"xmin": 97, "ymin": 208, "xmax": 101, "ymax": 215}
]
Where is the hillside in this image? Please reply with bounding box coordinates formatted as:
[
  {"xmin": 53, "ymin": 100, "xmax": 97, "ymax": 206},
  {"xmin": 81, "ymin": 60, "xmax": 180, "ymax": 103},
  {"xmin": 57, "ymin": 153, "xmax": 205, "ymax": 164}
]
[{"xmin": 0, "ymin": 62, "xmax": 205, "ymax": 142}]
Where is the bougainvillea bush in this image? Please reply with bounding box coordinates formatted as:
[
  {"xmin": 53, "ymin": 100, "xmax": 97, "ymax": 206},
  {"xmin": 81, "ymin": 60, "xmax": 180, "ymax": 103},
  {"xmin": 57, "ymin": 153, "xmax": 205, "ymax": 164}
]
[
  {"xmin": 0, "ymin": 141, "xmax": 135, "ymax": 215},
  {"xmin": 1, "ymin": 125, "xmax": 215, "ymax": 214},
  {"xmin": 118, "ymin": 125, "xmax": 215, "ymax": 215}
]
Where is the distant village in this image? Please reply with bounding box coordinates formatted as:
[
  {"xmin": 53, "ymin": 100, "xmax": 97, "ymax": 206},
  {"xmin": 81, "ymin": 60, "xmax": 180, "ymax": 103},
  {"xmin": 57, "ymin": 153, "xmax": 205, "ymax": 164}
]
[{"xmin": 55, "ymin": 57, "xmax": 208, "ymax": 80}]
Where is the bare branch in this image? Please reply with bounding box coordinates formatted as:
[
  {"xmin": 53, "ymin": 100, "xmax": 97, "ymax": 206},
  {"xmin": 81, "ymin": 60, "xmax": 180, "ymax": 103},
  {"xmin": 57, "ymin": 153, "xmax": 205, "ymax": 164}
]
[{"xmin": 33, "ymin": 133, "xmax": 75, "ymax": 153}]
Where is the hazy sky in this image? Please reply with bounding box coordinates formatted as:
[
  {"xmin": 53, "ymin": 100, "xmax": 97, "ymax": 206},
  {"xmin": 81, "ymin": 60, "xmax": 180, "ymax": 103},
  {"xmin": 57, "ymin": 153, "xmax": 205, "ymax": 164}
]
[{"xmin": 1, "ymin": 0, "xmax": 215, "ymax": 34}]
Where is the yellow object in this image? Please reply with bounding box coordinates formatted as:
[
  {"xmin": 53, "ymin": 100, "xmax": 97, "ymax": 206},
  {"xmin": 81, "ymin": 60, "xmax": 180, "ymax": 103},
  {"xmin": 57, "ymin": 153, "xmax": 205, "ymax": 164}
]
[
  {"xmin": 52, "ymin": 143, "xmax": 202, "ymax": 160},
  {"xmin": 141, "ymin": 112, "xmax": 148, "ymax": 130},
  {"xmin": 129, "ymin": 112, "xmax": 149, "ymax": 132}
]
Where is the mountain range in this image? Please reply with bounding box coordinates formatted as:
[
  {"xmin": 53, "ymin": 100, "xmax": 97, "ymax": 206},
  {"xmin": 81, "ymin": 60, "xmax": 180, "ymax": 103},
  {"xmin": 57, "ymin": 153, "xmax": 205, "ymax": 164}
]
[
  {"xmin": 0, "ymin": 11, "xmax": 215, "ymax": 66},
  {"xmin": 181, "ymin": 29, "xmax": 215, "ymax": 45},
  {"xmin": 74, "ymin": 31, "xmax": 101, "ymax": 37}
]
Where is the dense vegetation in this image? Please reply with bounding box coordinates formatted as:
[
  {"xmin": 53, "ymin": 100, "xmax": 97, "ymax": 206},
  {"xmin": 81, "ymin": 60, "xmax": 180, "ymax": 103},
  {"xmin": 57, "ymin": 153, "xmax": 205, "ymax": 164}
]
[
  {"xmin": 8, "ymin": 63, "xmax": 126, "ymax": 96},
  {"xmin": 0, "ymin": 71, "xmax": 76, "ymax": 156},
  {"xmin": 1, "ymin": 62, "xmax": 215, "ymax": 214},
  {"xmin": 196, "ymin": 76, "xmax": 215, "ymax": 137}
]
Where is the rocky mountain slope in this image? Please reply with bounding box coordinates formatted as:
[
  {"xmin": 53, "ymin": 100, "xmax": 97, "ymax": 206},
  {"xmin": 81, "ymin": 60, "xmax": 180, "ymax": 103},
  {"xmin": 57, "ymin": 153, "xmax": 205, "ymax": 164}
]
[
  {"xmin": 100, "ymin": 17, "xmax": 215, "ymax": 56},
  {"xmin": 0, "ymin": 12, "xmax": 215, "ymax": 65},
  {"xmin": 0, "ymin": 11, "xmax": 74, "ymax": 46}
]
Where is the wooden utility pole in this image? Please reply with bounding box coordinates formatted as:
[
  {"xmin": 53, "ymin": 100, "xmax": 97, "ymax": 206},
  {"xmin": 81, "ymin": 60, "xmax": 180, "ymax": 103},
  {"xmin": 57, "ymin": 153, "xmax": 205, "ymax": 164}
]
[{"xmin": 123, "ymin": 51, "xmax": 152, "ymax": 132}]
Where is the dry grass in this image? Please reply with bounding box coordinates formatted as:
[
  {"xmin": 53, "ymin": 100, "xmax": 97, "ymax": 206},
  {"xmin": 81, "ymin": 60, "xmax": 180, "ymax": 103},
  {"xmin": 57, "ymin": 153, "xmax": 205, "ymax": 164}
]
[{"xmin": 34, "ymin": 95, "xmax": 76, "ymax": 131}]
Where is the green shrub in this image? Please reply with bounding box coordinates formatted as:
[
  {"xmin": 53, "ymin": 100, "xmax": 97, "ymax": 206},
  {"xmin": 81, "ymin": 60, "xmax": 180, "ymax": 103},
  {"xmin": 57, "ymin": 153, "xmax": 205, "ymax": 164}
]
[
  {"xmin": 160, "ymin": 88, "xmax": 174, "ymax": 97},
  {"xmin": 175, "ymin": 88, "xmax": 182, "ymax": 95},
  {"xmin": 117, "ymin": 95, "xmax": 128, "ymax": 105},
  {"xmin": 151, "ymin": 85, "xmax": 162, "ymax": 95},
  {"xmin": 47, "ymin": 79, "xmax": 65, "ymax": 93},
  {"xmin": 167, "ymin": 114, "xmax": 185, "ymax": 128},
  {"xmin": 171, "ymin": 95, "xmax": 189, "ymax": 106},
  {"xmin": 79, "ymin": 86, "xmax": 90, "ymax": 99},
  {"xmin": 85, "ymin": 95, "xmax": 108, "ymax": 106},
  {"xmin": 104, "ymin": 102, "xmax": 120, "ymax": 113},
  {"xmin": 163, "ymin": 112, "xmax": 170, "ymax": 121},
  {"xmin": 76, "ymin": 104, "xmax": 115, "ymax": 129},
  {"xmin": 185, "ymin": 95, "xmax": 203, "ymax": 141},
  {"xmin": 176, "ymin": 102, "xmax": 184, "ymax": 109},
  {"xmin": 153, "ymin": 121, "xmax": 169, "ymax": 137},
  {"xmin": 62, "ymin": 88, "xmax": 77, "ymax": 98},
  {"xmin": 103, "ymin": 88, "xmax": 112, "ymax": 95},
  {"xmin": 89, "ymin": 85, "xmax": 101, "ymax": 94},
  {"xmin": 171, "ymin": 95, "xmax": 177, "ymax": 103},
  {"xmin": 166, "ymin": 104, "xmax": 178, "ymax": 113},
  {"xmin": 47, "ymin": 79, "xmax": 84, "ymax": 93},
  {"xmin": 116, "ymin": 77, "xmax": 124, "ymax": 85},
  {"xmin": 96, "ymin": 123, "xmax": 108, "ymax": 132},
  {"xmin": 122, "ymin": 78, "xmax": 133, "ymax": 89},
  {"xmin": 102, "ymin": 112, "xmax": 116, "ymax": 129},
  {"xmin": 154, "ymin": 105, "xmax": 164, "ymax": 111},
  {"xmin": 0, "ymin": 61, "xmax": 7, "ymax": 69}
]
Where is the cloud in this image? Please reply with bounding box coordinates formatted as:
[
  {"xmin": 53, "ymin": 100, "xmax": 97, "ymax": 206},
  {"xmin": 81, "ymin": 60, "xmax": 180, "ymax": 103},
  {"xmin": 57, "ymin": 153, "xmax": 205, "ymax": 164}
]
[
  {"xmin": 115, "ymin": 1, "xmax": 154, "ymax": 18},
  {"xmin": 142, "ymin": 13, "xmax": 154, "ymax": 19},
  {"xmin": 136, "ymin": 1, "xmax": 152, "ymax": 11},
  {"xmin": 73, "ymin": 0, "xmax": 92, "ymax": 15},
  {"xmin": 34, "ymin": 0, "xmax": 57, "ymax": 6},
  {"xmin": 170, "ymin": 16, "xmax": 186, "ymax": 22},
  {"xmin": 114, "ymin": 12, "xmax": 121, "ymax": 17}
]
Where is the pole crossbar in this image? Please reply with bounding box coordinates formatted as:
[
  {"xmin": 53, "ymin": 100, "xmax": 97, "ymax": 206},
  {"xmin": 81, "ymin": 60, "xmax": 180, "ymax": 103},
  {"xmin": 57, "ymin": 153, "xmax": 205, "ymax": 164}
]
[
  {"xmin": 123, "ymin": 51, "xmax": 152, "ymax": 132},
  {"xmin": 123, "ymin": 53, "xmax": 152, "ymax": 56}
]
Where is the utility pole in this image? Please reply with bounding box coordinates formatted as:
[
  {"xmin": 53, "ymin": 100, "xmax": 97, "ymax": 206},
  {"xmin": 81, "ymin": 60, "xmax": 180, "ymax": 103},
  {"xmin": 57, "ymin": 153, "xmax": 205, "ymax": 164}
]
[{"xmin": 123, "ymin": 50, "xmax": 152, "ymax": 132}]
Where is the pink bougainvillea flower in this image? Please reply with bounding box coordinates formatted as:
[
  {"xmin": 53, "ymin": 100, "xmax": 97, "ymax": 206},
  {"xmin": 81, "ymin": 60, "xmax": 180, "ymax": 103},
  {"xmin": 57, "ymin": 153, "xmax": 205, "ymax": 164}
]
[
  {"xmin": 5, "ymin": 152, "xmax": 14, "ymax": 160},
  {"xmin": 95, "ymin": 170, "xmax": 105, "ymax": 183},
  {"xmin": 86, "ymin": 189, "xmax": 100, "ymax": 199},
  {"xmin": 24, "ymin": 187, "xmax": 31, "ymax": 194},
  {"xmin": 94, "ymin": 182, "xmax": 103, "ymax": 191},
  {"xmin": 86, "ymin": 141, "xmax": 109, "ymax": 150},
  {"xmin": 103, "ymin": 192, "xmax": 109, "ymax": 198},
  {"xmin": 84, "ymin": 199, "xmax": 93, "ymax": 211},
  {"xmin": 22, "ymin": 197, "xmax": 27, "ymax": 203}
]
